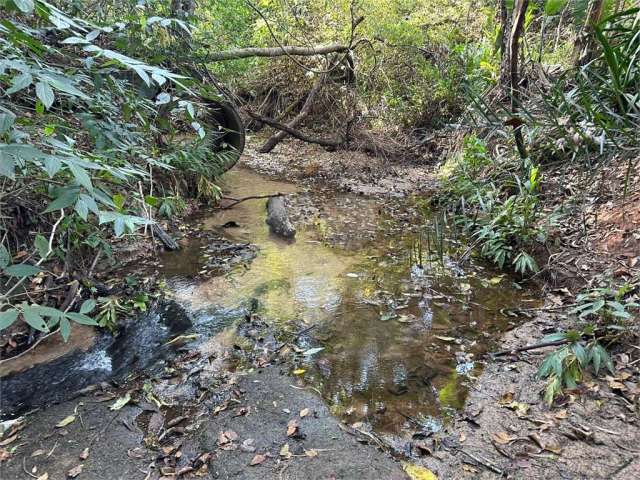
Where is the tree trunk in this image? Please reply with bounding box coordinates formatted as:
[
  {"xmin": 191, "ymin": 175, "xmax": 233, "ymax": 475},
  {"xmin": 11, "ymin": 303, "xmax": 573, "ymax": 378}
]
[
  {"xmin": 206, "ymin": 43, "xmax": 350, "ymax": 62},
  {"xmin": 499, "ymin": 0, "xmax": 512, "ymax": 92},
  {"xmin": 259, "ymin": 74, "xmax": 327, "ymax": 153},
  {"xmin": 572, "ymin": 0, "xmax": 605, "ymax": 66},
  {"xmin": 509, "ymin": 0, "xmax": 529, "ymax": 159}
]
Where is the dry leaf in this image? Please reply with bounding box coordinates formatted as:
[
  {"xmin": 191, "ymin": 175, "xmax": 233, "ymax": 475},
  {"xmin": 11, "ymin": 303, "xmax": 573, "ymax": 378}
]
[
  {"xmin": 224, "ymin": 430, "xmax": 238, "ymax": 441},
  {"xmin": 498, "ymin": 391, "xmax": 515, "ymax": 405},
  {"xmin": 279, "ymin": 443, "xmax": 291, "ymax": 459},
  {"xmin": 249, "ymin": 454, "xmax": 266, "ymax": 466},
  {"xmin": 554, "ymin": 409, "xmax": 568, "ymax": 420},
  {"xmin": 56, "ymin": 415, "xmax": 76, "ymax": 428},
  {"xmin": 31, "ymin": 449, "xmax": 45, "ymax": 458},
  {"xmin": 305, "ymin": 449, "xmax": 318, "ymax": 458},
  {"xmin": 286, "ymin": 420, "xmax": 299, "ymax": 437},
  {"xmin": 217, "ymin": 431, "xmax": 230, "ymax": 445},
  {"xmin": 79, "ymin": 448, "xmax": 89, "ymax": 460},
  {"xmin": 293, "ymin": 369, "xmax": 306, "ymax": 375},
  {"xmin": 401, "ymin": 462, "xmax": 438, "ymax": 480},
  {"xmin": 0, "ymin": 435, "xmax": 17, "ymax": 446},
  {"xmin": 299, "ymin": 408, "xmax": 310, "ymax": 418},
  {"xmin": 36, "ymin": 474, "xmax": 49, "ymax": 480},
  {"xmin": 492, "ymin": 431, "xmax": 516, "ymax": 445},
  {"xmin": 544, "ymin": 442, "xmax": 562, "ymax": 454},
  {"xmin": 67, "ymin": 464, "xmax": 83, "ymax": 478}
]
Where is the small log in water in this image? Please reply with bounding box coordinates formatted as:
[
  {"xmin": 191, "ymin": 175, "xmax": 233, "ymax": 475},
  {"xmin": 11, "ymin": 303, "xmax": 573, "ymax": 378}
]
[{"xmin": 266, "ymin": 196, "xmax": 296, "ymax": 239}]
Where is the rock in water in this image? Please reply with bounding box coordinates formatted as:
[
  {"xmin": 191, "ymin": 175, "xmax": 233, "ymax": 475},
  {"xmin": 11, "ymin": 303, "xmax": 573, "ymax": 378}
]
[{"xmin": 266, "ymin": 196, "xmax": 296, "ymax": 238}]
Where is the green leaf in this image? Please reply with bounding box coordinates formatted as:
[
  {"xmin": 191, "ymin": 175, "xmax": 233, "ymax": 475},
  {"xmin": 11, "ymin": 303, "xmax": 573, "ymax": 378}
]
[
  {"xmin": 44, "ymin": 188, "xmax": 79, "ymax": 212},
  {"xmin": 544, "ymin": 0, "xmax": 566, "ymax": 15},
  {"xmin": 6, "ymin": 72, "xmax": 33, "ymax": 95},
  {"xmin": 112, "ymin": 193, "xmax": 125, "ymax": 210},
  {"xmin": 61, "ymin": 36, "xmax": 89, "ymax": 45},
  {"xmin": 31, "ymin": 305, "xmax": 64, "ymax": 319},
  {"xmin": 0, "ymin": 309, "xmax": 19, "ymax": 330},
  {"xmin": 79, "ymin": 194, "xmax": 99, "ymax": 215},
  {"xmin": 3, "ymin": 264, "xmax": 42, "ymax": 277},
  {"xmin": 66, "ymin": 312, "xmax": 98, "ymax": 326},
  {"xmin": 542, "ymin": 332, "xmax": 567, "ymax": 342},
  {"xmin": 80, "ymin": 299, "xmax": 96, "ymax": 314},
  {"xmin": 12, "ymin": 0, "xmax": 34, "ymax": 14},
  {"xmin": 0, "ymin": 245, "xmax": 10, "ymax": 269},
  {"xmin": 34, "ymin": 234, "xmax": 49, "ymax": 259},
  {"xmin": 43, "ymin": 156, "xmax": 62, "ymax": 178},
  {"xmin": 572, "ymin": 342, "xmax": 588, "ymax": 366},
  {"xmin": 22, "ymin": 304, "xmax": 49, "ymax": 332},
  {"xmin": 74, "ymin": 197, "xmax": 89, "ymax": 220},
  {"xmin": 60, "ymin": 316, "xmax": 71, "ymax": 342},
  {"xmin": 144, "ymin": 195, "xmax": 158, "ymax": 207},
  {"xmin": 114, "ymin": 217, "xmax": 125, "ymax": 237},
  {"xmin": 0, "ymin": 112, "xmax": 16, "ymax": 134},
  {"xmin": 39, "ymin": 73, "xmax": 89, "ymax": 99},
  {"xmin": 35, "ymin": 81, "xmax": 55, "ymax": 109},
  {"xmin": 69, "ymin": 163, "xmax": 93, "ymax": 191},
  {"xmin": 0, "ymin": 156, "xmax": 15, "ymax": 179}
]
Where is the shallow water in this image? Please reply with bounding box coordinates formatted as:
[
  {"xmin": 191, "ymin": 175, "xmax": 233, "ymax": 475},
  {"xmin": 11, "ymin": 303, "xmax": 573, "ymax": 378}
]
[{"xmin": 161, "ymin": 168, "xmax": 536, "ymax": 434}]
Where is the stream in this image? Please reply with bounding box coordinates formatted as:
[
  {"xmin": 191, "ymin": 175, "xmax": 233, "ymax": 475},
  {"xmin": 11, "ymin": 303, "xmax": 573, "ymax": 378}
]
[
  {"xmin": 161, "ymin": 168, "xmax": 535, "ymax": 434},
  {"xmin": 1, "ymin": 167, "xmax": 536, "ymax": 438}
]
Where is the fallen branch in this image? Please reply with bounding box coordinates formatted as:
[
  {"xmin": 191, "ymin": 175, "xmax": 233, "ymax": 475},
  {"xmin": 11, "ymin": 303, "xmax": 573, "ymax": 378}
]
[
  {"xmin": 218, "ymin": 193, "xmax": 283, "ymax": 210},
  {"xmin": 491, "ymin": 339, "xmax": 569, "ymax": 358},
  {"xmin": 206, "ymin": 43, "xmax": 350, "ymax": 62},
  {"xmin": 458, "ymin": 449, "xmax": 504, "ymax": 475},
  {"xmin": 152, "ymin": 224, "xmax": 179, "ymax": 251},
  {"xmin": 259, "ymin": 73, "xmax": 327, "ymax": 153},
  {"xmin": 245, "ymin": 110, "xmax": 344, "ymax": 148}
]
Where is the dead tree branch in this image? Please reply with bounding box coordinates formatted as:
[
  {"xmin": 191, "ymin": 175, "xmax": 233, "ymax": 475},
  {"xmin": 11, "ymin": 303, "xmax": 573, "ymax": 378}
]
[
  {"xmin": 206, "ymin": 43, "xmax": 351, "ymax": 62},
  {"xmin": 259, "ymin": 73, "xmax": 327, "ymax": 153},
  {"xmin": 244, "ymin": 110, "xmax": 345, "ymax": 148}
]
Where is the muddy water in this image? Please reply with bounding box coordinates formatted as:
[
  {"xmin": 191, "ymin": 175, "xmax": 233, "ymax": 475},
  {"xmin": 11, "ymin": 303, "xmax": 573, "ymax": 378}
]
[{"xmin": 161, "ymin": 168, "xmax": 536, "ymax": 435}]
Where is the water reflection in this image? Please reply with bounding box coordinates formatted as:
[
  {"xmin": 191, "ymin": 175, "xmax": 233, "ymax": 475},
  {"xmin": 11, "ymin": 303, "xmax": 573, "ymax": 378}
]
[{"xmin": 160, "ymin": 167, "xmax": 534, "ymax": 434}]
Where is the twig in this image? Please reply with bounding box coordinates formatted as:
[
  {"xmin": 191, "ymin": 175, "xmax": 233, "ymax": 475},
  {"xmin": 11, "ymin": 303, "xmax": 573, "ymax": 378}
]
[
  {"xmin": 22, "ymin": 457, "xmax": 38, "ymax": 479},
  {"xmin": 218, "ymin": 193, "xmax": 283, "ymax": 210},
  {"xmin": 274, "ymin": 324, "xmax": 318, "ymax": 353},
  {"xmin": 491, "ymin": 339, "xmax": 569, "ymax": 358},
  {"xmin": 458, "ymin": 449, "xmax": 504, "ymax": 475}
]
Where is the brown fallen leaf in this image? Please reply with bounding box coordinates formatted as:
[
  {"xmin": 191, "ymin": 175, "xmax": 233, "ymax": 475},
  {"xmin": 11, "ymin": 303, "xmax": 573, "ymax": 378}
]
[
  {"xmin": 286, "ymin": 420, "xmax": 299, "ymax": 437},
  {"xmin": 0, "ymin": 448, "xmax": 9, "ymax": 462},
  {"xmin": 79, "ymin": 448, "xmax": 89, "ymax": 460},
  {"xmin": 0, "ymin": 435, "xmax": 18, "ymax": 447},
  {"xmin": 36, "ymin": 474, "xmax": 49, "ymax": 480},
  {"xmin": 233, "ymin": 407, "xmax": 249, "ymax": 417},
  {"xmin": 544, "ymin": 442, "xmax": 562, "ymax": 455},
  {"xmin": 554, "ymin": 409, "xmax": 568, "ymax": 420},
  {"xmin": 299, "ymin": 408, "xmax": 310, "ymax": 418},
  {"xmin": 249, "ymin": 454, "xmax": 266, "ymax": 466},
  {"xmin": 67, "ymin": 464, "xmax": 83, "ymax": 478},
  {"xmin": 31, "ymin": 449, "xmax": 46, "ymax": 458},
  {"xmin": 492, "ymin": 431, "xmax": 516, "ymax": 445},
  {"xmin": 498, "ymin": 391, "xmax": 515, "ymax": 405}
]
